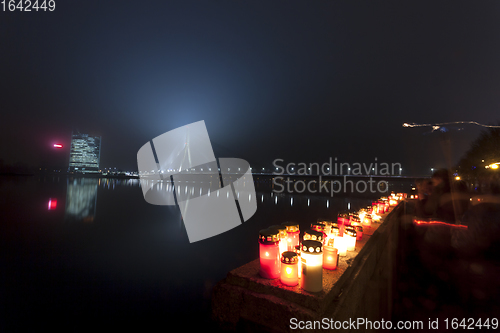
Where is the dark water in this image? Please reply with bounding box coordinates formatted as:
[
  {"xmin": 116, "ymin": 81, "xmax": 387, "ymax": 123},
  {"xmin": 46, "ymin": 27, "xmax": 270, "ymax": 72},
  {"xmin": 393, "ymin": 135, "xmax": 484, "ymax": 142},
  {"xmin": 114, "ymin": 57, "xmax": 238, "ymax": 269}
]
[{"xmin": 0, "ymin": 175, "xmax": 413, "ymax": 331}]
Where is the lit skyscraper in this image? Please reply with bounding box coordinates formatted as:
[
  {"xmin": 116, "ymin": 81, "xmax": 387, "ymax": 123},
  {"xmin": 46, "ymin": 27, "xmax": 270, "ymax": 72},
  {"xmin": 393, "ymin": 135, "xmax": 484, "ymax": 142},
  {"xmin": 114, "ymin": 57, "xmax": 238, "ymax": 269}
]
[{"xmin": 68, "ymin": 132, "xmax": 101, "ymax": 173}]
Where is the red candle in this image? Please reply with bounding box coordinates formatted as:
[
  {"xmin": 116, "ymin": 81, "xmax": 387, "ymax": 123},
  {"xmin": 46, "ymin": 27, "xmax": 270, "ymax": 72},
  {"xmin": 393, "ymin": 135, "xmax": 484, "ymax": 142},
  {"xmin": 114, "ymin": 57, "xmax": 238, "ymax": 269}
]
[
  {"xmin": 355, "ymin": 225, "xmax": 363, "ymax": 241},
  {"xmin": 337, "ymin": 213, "xmax": 348, "ymax": 236},
  {"xmin": 323, "ymin": 245, "xmax": 338, "ymax": 270},
  {"xmin": 282, "ymin": 222, "xmax": 300, "ymax": 251},
  {"xmin": 259, "ymin": 228, "xmax": 280, "ymax": 279}
]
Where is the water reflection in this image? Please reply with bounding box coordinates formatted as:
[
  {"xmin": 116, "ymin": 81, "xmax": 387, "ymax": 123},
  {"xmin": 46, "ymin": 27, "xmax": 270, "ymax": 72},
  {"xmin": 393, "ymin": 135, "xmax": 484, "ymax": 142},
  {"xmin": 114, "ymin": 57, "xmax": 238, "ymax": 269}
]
[
  {"xmin": 65, "ymin": 178, "xmax": 98, "ymax": 222},
  {"xmin": 48, "ymin": 198, "xmax": 57, "ymax": 210},
  {"xmin": 60, "ymin": 176, "xmax": 413, "ymax": 225}
]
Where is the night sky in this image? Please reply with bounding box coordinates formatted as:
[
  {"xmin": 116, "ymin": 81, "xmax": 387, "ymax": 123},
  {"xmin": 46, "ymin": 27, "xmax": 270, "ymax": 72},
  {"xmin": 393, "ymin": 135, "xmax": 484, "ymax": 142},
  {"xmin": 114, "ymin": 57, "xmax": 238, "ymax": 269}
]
[{"xmin": 1, "ymin": 1, "xmax": 499, "ymax": 175}]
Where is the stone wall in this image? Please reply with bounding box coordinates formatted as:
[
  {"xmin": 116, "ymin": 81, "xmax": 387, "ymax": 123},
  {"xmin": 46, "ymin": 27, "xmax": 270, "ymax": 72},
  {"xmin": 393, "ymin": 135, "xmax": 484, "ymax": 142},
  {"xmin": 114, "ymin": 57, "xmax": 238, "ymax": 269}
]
[{"xmin": 211, "ymin": 205, "xmax": 404, "ymax": 332}]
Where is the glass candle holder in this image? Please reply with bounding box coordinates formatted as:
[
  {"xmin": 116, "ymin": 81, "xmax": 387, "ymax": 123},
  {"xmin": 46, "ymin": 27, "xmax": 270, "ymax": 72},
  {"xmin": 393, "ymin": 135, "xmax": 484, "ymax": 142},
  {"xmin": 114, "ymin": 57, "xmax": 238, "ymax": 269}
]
[
  {"xmin": 384, "ymin": 201, "xmax": 390, "ymax": 213},
  {"xmin": 282, "ymin": 221, "xmax": 300, "ymax": 251},
  {"xmin": 316, "ymin": 217, "xmax": 328, "ymax": 226},
  {"xmin": 362, "ymin": 213, "xmax": 372, "ymax": 227},
  {"xmin": 350, "ymin": 215, "xmax": 361, "ymax": 226},
  {"xmin": 337, "ymin": 212, "xmax": 349, "ymax": 226},
  {"xmin": 316, "ymin": 219, "xmax": 332, "ymax": 235},
  {"xmin": 321, "ymin": 221, "xmax": 332, "ymax": 245},
  {"xmin": 294, "ymin": 245, "xmax": 302, "ymax": 278},
  {"xmin": 333, "ymin": 236, "xmax": 347, "ymax": 256},
  {"xmin": 323, "ymin": 245, "xmax": 338, "ymax": 270},
  {"xmin": 344, "ymin": 226, "xmax": 357, "ymax": 251},
  {"xmin": 323, "ymin": 220, "xmax": 332, "ymax": 238},
  {"xmin": 300, "ymin": 240, "xmax": 323, "ymax": 292},
  {"xmin": 337, "ymin": 213, "xmax": 348, "ymax": 236},
  {"xmin": 280, "ymin": 251, "xmax": 299, "ymax": 286},
  {"xmin": 259, "ymin": 228, "xmax": 280, "ymax": 279},
  {"xmin": 358, "ymin": 209, "xmax": 367, "ymax": 224},
  {"xmin": 348, "ymin": 213, "xmax": 357, "ymax": 225},
  {"xmin": 355, "ymin": 225, "xmax": 363, "ymax": 241},
  {"xmin": 269, "ymin": 225, "xmax": 288, "ymax": 255},
  {"xmin": 378, "ymin": 200, "xmax": 387, "ymax": 213},
  {"xmin": 311, "ymin": 223, "xmax": 326, "ymax": 243},
  {"xmin": 303, "ymin": 229, "xmax": 323, "ymax": 243},
  {"xmin": 331, "ymin": 225, "xmax": 340, "ymax": 237}
]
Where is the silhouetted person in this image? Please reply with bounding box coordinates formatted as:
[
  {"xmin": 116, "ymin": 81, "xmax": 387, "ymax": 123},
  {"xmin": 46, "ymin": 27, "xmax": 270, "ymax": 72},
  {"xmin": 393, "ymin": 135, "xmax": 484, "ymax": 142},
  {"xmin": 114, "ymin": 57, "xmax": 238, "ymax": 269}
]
[
  {"xmin": 415, "ymin": 178, "xmax": 432, "ymax": 218},
  {"xmin": 423, "ymin": 169, "xmax": 455, "ymax": 222}
]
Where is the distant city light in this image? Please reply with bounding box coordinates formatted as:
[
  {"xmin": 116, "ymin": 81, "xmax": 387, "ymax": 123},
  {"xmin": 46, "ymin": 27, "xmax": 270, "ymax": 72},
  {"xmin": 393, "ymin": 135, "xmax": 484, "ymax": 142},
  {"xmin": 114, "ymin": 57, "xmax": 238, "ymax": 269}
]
[
  {"xmin": 48, "ymin": 199, "xmax": 57, "ymax": 210},
  {"xmin": 53, "ymin": 144, "xmax": 63, "ymax": 148}
]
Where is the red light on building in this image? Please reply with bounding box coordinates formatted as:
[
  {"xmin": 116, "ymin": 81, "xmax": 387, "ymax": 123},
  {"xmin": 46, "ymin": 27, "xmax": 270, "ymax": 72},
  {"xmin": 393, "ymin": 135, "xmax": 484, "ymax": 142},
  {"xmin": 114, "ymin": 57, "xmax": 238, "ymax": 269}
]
[
  {"xmin": 53, "ymin": 144, "xmax": 63, "ymax": 148},
  {"xmin": 48, "ymin": 199, "xmax": 57, "ymax": 210}
]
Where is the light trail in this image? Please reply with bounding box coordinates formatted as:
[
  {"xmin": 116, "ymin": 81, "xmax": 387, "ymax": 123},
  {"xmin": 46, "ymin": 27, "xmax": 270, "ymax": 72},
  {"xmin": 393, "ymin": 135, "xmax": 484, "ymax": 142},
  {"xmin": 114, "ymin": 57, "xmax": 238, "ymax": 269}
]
[{"xmin": 403, "ymin": 121, "xmax": 500, "ymax": 129}]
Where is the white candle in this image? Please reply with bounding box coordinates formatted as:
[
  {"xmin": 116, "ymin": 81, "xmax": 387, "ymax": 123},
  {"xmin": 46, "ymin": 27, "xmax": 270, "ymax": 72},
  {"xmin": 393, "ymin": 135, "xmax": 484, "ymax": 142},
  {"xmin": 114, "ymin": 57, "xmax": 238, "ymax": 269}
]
[
  {"xmin": 300, "ymin": 240, "xmax": 323, "ymax": 292},
  {"xmin": 333, "ymin": 236, "xmax": 347, "ymax": 256}
]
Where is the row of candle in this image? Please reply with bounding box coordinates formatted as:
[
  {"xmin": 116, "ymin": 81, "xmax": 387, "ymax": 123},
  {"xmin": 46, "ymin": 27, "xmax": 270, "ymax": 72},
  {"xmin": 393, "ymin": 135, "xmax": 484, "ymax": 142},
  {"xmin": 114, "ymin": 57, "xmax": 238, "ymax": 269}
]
[
  {"xmin": 258, "ymin": 192, "xmax": 406, "ymax": 292},
  {"xmin": 258, "ymin": 220, "xmax": 359, "ymax": 292}
]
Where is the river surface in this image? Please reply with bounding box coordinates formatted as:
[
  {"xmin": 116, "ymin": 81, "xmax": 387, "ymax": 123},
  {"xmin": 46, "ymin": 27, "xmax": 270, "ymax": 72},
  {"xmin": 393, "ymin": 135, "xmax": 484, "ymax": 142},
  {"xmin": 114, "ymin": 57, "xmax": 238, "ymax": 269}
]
[{"xmin": 0, "ymin": 175, "xmax": 413, "ymax": 330}]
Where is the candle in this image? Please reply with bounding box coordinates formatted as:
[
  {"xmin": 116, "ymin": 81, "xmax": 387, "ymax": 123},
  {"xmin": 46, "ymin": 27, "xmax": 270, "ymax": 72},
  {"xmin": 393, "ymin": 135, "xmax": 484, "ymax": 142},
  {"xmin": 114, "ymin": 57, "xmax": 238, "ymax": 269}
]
[
  {"xmin": 300, "ymin": 240, "xmax": 323, "ymax": 292},
  {"xmin": 311, "ymin": 223, "xmax": 326, "ymax": 243},
  {"xmin": 337, "ymin": 213, "xmax": 348, "ymax": 236},
  {"xmin": 379, "ymin": 199, "xmax": 388, "ymax": 213},
  {"xmin": 333, "ymin": 236, "xmax": 347, "ymax": 256},
  {"xmin": 322, "ymin": 220, "xmax": 332, "ymax": 238},
  {"xmin": 362, "ymin": 213, "xmax": 372, "ymax": 227},
  {"xmin": 323, "ymin": 245, "xmax": 338, "ymax": 270},
  {"xmin": 358, "ymin": 209, "xmax": 367, "ymax": 224},
  {"xmin": 350, "ymin": 214, "xmax": 361, "ymax": 227},
  {"xmin": 355, "ymin": 225, "xmax": 363, "ymax": 241},
  {"xmin": 281, "ymin": 221, "xmax": 300, "ymax": 251},
  {"xmin": 259, "ymin": 228, "xmax": 280, "ymax": 279},
  {"xmin": 294, "ymin": 245, "xmax": 302, "ymax": 278},
  {"xmin": 337, "ymin": 212, "xmax": 349, "ymax": 226},
  {"xmin": 280, "ymin": 251, "xmax": 299, "ymax": 286},
  {"xmin": 303, "ymin": 229, "xmax": 323, "ymax": 243},
  {"xmin": 344, "ymin": 226, "xmax": 357, "ymax": 251},
  {"xmin": 389, "ymin": 193, "xmax": 398, "ymax": 206},
  {"xmin": 331, "ymin": 225, "xmax": 339, "ymax": 237},
  {"xmin": 316, "ymin": 219, "xmax": 332, "ymax": 235},
  {"xmin": 268, "ymin": 225, "xmax": 288, "ymax": 255}
]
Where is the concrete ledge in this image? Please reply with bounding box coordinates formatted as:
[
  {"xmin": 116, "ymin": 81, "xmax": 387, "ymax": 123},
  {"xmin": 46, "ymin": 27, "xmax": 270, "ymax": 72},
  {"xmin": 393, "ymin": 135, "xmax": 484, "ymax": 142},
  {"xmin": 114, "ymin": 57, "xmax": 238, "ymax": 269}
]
[{"xmin": 212, "ymin": 209, "xmax": 401, "ymax": 332}]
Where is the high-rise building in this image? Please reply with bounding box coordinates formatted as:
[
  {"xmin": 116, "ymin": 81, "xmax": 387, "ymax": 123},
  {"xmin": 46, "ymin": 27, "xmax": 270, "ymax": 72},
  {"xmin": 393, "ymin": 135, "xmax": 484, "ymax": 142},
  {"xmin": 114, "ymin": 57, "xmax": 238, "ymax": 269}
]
[{"xmin": 68, "ymin": 132, "xmax": 101, "ymax": 173}]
